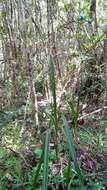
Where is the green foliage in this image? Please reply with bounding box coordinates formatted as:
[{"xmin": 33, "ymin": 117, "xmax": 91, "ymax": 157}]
[
  {"xmin": 49, "ymin": 55, "xmax": 58, "ymax": 158},
  {"xmin": 0, "ymin": 156, "xmax": 25, "ymax": 189},
  {"xmin": 42, "ymin": 130, "xmax": 51, "ymax": 190},
  {"xmin": 31, "ymin": 149, "xmax": 44, "ymax": 189},
  {"xmin": 68, "ymin": 101, "xmax": 79, "ymax": 137},
  {"xmin": 0, "ymin": 0, "xmax": 107, "ymax": 189},
  {"xmin": 62, "ymin": 114, "xmax": 85, "ymax": 189},
  {"xmin": 34, "ymin": 148, "xmax": 42, "ymax": 159}
]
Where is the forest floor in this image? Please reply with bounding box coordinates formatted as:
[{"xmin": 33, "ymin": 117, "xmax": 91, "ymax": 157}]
[{"xmin": 0, "ymin": 98, "xmax": 107, "ymax": 190}]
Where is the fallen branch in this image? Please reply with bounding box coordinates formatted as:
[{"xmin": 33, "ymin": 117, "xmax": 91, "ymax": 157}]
[
  {"xmin": 79, "ymin": 108, "xmax": 104, "ymax": 120},
  {"xmin": 68, "ymin": 107, "xmax": 106, "ymax": 124}
]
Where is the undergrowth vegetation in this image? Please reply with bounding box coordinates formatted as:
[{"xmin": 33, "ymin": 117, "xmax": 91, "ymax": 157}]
[{"xmin": 0, "ymin": 0, "xmax": 107, "ymax": 189}]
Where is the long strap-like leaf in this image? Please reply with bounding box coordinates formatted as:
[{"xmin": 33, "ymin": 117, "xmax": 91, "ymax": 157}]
[
  {"xmin": 42, "ymin": 130, "xmax": 51, "ymax": 190},
  {"xmin": 62, "ymin": 114, "xmax": 85, "ymax": 188}
]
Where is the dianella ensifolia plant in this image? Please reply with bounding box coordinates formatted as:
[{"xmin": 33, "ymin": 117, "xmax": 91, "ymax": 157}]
[
  {"xmin": 49, "ymin": 55, "xmax": 59, "ymax": 159},
  {"xmin": 31, "ymin": 130, "xmax": 51, "ymax": 190},
  {"xmin": 42, "ymin": 130, "xmax": 51, "ymax": 190},
  {"xmin": 62, "ymin": 114, "xmax": 86, "ymax": 190}
]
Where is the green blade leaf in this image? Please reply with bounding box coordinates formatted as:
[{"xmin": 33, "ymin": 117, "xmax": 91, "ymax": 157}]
[
  {"xmin": 62, "ymin": 114, "xmax": 85, "ymax": 187},
  {"xmin": 42, "ymin": 130, "xmax": 51, "ymax": 190}
]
